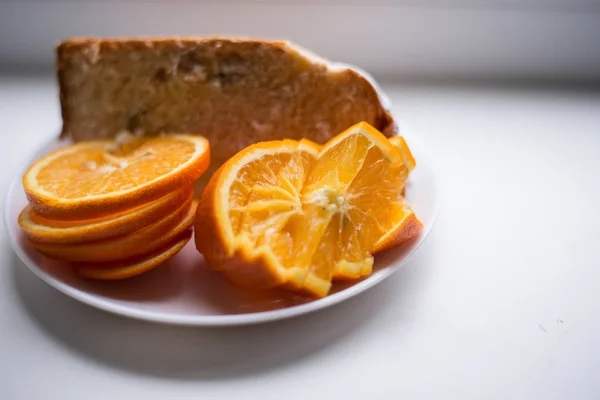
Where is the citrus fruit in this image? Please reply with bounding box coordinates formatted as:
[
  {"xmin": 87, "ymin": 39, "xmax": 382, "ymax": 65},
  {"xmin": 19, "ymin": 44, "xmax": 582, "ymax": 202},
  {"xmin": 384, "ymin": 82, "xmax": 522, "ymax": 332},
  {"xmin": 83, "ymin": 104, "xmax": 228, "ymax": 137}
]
[
  {"xmin": 195, "ymin": 122, "xmax": 421, "ymax": 297},
  {"xmin": 73, "ymin": 231, "xmax": 192, "ymax": 280},
  {"xmin": 31, "ymin": 200, "xmax": 197, "ymax": 263},
  {"xmin": 388, "ymin": 135, "xmax": 416, "ymax": 172},
  {"xmin": 22, "ymin": 134, "xmax": 209, "ymax": 220},
  {"xmin": 372, "ymin": 202, "xmax": 422, "ymax": 254},
  {"xmin": 371, "ymin": 134, "xmax": 422, "ymax": 254},
  {"xmin": 18, "ymin": 187, "xmax": 193, "ymax": 244}
]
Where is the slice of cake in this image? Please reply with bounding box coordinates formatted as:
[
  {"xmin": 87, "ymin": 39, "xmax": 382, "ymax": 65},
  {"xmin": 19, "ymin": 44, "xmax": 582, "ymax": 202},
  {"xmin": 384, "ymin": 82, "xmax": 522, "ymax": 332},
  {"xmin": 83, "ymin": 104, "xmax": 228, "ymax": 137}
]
[{"xmin": 57, "ymin": 37, "xmax": 395, "ymax": 181}]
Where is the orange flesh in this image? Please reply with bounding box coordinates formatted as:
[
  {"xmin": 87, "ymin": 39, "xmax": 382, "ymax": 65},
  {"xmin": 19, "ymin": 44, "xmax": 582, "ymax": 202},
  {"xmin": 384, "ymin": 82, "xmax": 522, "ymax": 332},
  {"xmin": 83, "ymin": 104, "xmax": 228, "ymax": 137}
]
[
  {"xmin": 222, "ymin": 124, "xmax": 417, "ymax": 296},
  {"xmin": 36, "ymin": 137, "xmax": 198, "ymax": 199}
]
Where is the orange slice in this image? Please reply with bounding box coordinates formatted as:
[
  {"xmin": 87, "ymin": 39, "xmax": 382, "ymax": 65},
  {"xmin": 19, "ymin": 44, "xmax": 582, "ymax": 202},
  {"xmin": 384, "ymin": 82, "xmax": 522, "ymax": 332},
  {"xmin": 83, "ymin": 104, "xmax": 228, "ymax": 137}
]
[
  {"xmin": 31, "ymin": 200, "xmax": 197, "ymax": 263},
  {"xmin": 23, "ymin": 134, "xmax": 209, "ymax": 220},
  {"xmin": 73, "ymin": 232, "xmax": 191, "ymax": 280},
  {"xmin": 195, "ymin": 122, "xmax": 421, "ymax": 297},
  {"xmin": 18, "ymin": 187, "xmax": 193, "ymax": 244}
]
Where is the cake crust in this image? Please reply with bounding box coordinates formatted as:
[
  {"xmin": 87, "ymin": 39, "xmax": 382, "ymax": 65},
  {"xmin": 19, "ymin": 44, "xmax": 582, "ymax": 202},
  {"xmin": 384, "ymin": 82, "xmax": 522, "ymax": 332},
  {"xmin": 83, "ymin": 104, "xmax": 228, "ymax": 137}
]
[{"xmin": 57, "ymin": 37, "xmax": 396, "ymax": 180}]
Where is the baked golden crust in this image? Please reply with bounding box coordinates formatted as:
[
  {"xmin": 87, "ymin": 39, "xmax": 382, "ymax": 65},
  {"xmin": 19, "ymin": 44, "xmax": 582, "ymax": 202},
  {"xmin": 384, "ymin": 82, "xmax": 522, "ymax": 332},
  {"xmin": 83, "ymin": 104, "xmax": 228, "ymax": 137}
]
[{"xmin": 56, "ymin": 37, "xmax": 395, "ymax": 182}]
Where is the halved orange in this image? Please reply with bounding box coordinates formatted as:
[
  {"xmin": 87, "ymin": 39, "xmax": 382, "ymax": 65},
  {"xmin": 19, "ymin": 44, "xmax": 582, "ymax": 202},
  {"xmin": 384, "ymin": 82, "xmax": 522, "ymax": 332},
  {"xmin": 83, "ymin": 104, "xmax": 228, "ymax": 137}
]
[
  {"xmin": 23, "ymin": 134, "xmax": 209, "ymax": 220},
  {"xmin": 31, "ymin": 200, "xmax": 197, "ymax": 263},
  {"xmin": 18, "ymin": 187, "xmax": 193, "ymax": 244},
  {"xmin": 195, "ymin": 122, "xmax": 422, "ymax": 297},
  {"xmin": 73, "ymin": 231, "xmax": 192, "ymax": 280}
]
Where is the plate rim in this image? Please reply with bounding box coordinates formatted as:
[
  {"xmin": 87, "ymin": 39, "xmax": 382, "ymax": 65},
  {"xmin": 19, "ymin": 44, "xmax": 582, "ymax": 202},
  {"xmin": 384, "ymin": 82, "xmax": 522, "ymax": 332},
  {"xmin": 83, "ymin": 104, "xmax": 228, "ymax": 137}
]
[{"xmin": 4, "ymin": 126, "xmax": 438, "ymax": 327}]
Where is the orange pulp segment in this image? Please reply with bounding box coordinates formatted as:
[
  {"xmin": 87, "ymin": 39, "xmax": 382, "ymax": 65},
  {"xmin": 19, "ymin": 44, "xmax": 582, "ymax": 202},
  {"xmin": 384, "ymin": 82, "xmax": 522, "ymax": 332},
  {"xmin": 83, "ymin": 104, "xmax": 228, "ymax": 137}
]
[{"xmin": 388, "ymin": 135, "xmax": 416, "ymax": 172}]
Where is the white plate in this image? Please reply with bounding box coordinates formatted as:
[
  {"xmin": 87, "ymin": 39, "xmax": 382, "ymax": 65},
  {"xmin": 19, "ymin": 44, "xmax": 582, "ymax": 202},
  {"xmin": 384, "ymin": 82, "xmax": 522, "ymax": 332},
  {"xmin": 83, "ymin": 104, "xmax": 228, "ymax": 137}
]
[{"xmin": 4, "ymin": 125, "xmax": 438, "ymax": 326}]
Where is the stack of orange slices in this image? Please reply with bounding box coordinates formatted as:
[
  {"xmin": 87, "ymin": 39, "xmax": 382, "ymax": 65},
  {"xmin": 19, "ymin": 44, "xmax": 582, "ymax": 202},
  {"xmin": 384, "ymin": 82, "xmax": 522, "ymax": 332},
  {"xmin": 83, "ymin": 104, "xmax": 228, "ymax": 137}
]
[
  {"xmin": 195, "ymin": 122, "xmax": 422, "ymax": 297},
  {"xmin": 18, "ymin": 134, "xmax": 210, "ymax": 280}
]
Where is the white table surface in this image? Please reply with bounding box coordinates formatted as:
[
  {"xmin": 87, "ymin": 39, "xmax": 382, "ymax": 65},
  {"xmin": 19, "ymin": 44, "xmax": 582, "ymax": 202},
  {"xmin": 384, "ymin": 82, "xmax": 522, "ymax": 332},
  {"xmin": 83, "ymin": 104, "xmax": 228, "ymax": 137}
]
[{"xmin": 1, "ymin": 75, "xmax": 599, "ymax": 400}]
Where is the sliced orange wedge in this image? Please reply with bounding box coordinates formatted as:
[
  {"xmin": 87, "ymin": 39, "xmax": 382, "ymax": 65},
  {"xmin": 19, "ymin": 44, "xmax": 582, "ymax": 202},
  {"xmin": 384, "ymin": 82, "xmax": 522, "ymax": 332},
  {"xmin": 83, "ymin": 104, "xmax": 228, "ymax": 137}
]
[
  {"xmin": 372, "ymin": 134, "xmax": 422, "ymax": 254},
  {"xmin": 195, "ymin": 122, "xmax": 422, "ymax": 297},
  {"xmin": 371, "ymin": 202, "xmax": 423, "ymax": 254},
  {"xmin": 18, "ymin": 187, "xmax": 193, "ymax": 244},
  {"xmin": 389, "ymin": 135, "xmax": 417, "ymax": 172},
  {"xmin": 73, "ymin": 232, "xmax": 192, "ymax": 280},
  {"xmin": 23, "ymin": 134, "xmax": 209, "ymax": 220},
  {"xmin": 32, "ymin": 200, "xmax": 197, "ymax": 263}
]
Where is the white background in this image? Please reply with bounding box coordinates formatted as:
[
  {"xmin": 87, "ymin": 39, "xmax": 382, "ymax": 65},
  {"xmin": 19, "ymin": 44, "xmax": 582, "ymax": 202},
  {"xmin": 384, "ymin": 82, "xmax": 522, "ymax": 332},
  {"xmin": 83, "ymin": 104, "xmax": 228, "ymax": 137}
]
[
  {"xmin": 1, "ymin": 0, "xmax": 600, "ymax": 81},
  {"xmin": 1, "ymin": 1, "xmax": 600, "ymax": 399}
]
